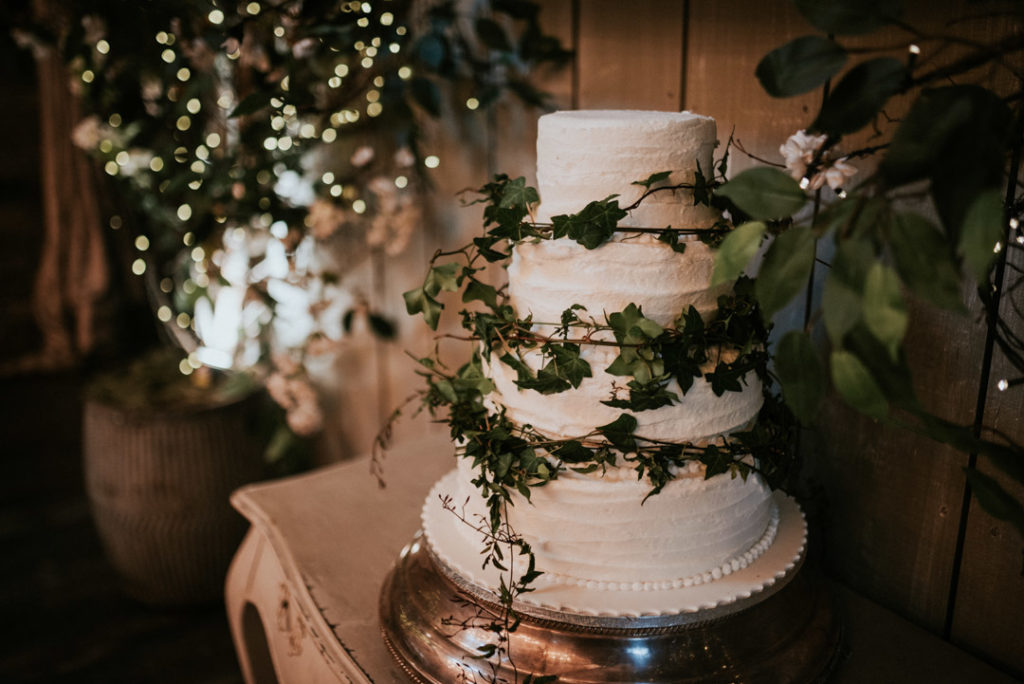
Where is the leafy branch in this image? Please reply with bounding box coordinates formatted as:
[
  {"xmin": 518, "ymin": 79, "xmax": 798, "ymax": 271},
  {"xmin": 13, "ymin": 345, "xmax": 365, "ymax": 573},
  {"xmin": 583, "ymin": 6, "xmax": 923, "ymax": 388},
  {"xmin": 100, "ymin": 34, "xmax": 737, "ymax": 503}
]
[{"xmin": 723, "ymin": 0, "xmax": 1024, "ymax": 536}]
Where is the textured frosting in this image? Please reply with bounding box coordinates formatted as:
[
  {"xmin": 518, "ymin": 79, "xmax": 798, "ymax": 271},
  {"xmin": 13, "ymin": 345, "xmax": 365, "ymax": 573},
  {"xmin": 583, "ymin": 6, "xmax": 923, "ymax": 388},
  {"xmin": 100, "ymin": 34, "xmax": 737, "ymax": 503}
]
[
  {"xmin": 452, "ymin": 458, "xmax": 775, "ymax": 586},
  {"xmin": 422, "ymin": 469, "xmax": 807, "ymax": 617},
  {"xmin": 509, "ymin": 236, "xmax": 726, "ymax": 328},
  {"xmin": 486, "ymin": 345, "xmax": 763, "ymax": 443},
  {"xmin": 536, "ymin": 110, "xmax": 720, "ymax": 228},
  {"xmin": 429, "ymin": 110, "xmax": 780, "ymax": 604}
]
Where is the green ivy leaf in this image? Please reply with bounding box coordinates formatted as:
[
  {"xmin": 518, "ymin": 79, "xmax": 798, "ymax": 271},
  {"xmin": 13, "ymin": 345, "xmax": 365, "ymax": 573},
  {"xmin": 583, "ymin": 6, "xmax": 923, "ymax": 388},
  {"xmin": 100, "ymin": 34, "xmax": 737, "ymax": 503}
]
[
  {"xmin": 716, "ymin": 168, "xmax": 807, "ymax": 220},
  {"xmin": 549, "ymin": 343, "xmax": 592, "ymax": 388},
  {"xmin": 755, "ymin": 224, "xmax": 816, "ymax": 321},
  {"xmin": 552, "ymin": 440, "xmax": 593, "ymax": 463},
  {"xmin": 755, "ymin": 35, "xmax": 847, "ymax": 98},
  {"xmin": 597, "ymin": 413, "xmax": 638, "ymax": 453},
  {"xmin": 551, "ymin": 197, "xmax": 628, "ymax": 249},
  {"xmin": 795, "ymin": 0, "xmax": 904, "ymax": 35},
  {"xmin": 711, "ymin": 221, "xmax": 766, "ymax": 286},
  {"xmin": 499, "ymin": 176, "xmax": 540, "ymax": 209},
  {"xmin": 863, "ymin": 262, "xmax": 907, "ymax": 361},
  {"xmin": 889, "ymin": 212, "xmax": 965, "ymax": 311},
  {"xmin": 830, "ymin": 350, "xmax": 888, "ymax": 419},
  {"xmin": 403, "ymin": 286, "xmax": 442, "ymax": 329},
  {"xmin": 463, "ymin": 279, "xmax": 499, "ymax": 309},
  {"xmin": 964, "ymin": 468, "xmax": 1024, "ymax": 538},
  {"xmin": 812, "ymin": 58, "xmax": 907, "ymax": 136},
  {"xmin": 424, "ymin": 262, "xmax": 461, "ymax": 296},
  {"xmin": 631, "ymin": 170, "xmax": 672, "ymax": 189},
  {"xmin": 822, "ymin": 237, "xmax": 872, "ymax": 344},
  {"xmin": 657, "ymin": 228, "xmax": 688, "ymax": 253},
  {"xmin": 775, "ymin": 330, "xmax": 825, "ymax": 425},
  {"xmin": 958, "ymin": 188, "xmax": 1004, "ymax": 283},
  {"xmin": 608, "ymin": 303, "xmax": 663, "ymax": 342}
]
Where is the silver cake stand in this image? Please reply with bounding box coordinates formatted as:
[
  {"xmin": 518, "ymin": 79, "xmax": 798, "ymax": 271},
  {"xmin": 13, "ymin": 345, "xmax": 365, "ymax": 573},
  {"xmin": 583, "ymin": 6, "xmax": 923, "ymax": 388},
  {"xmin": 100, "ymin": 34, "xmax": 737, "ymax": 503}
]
[{"xmin": 379, "ymin": 526, "xmax": 842, "ymax": 683}]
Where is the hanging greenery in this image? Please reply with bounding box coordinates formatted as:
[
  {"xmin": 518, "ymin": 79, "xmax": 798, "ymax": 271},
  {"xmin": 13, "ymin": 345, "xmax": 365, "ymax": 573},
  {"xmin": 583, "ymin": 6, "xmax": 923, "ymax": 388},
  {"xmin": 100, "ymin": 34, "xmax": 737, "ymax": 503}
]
[
  {"xmin": 714, "ymin": 0, "xmax": 1024, "ymax": 536},
  {"xmin": 13, "ymin": 0, "xmax": 568, "ymax": 452}
]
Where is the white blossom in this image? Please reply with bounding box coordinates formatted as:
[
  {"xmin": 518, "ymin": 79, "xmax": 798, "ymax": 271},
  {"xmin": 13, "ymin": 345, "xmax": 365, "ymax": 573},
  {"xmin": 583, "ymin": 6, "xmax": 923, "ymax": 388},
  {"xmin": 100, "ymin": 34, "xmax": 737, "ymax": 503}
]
[
  {"xmin": 394, "ymin": 147, "xmax": 415, "ymax": 167},
  {"xmin": 350, "ymin": 145, "xmax": 375, "ymax": 168},
  {"xmin": 780, "ymin": 129, "xmax": 857, "ymax": 191}
]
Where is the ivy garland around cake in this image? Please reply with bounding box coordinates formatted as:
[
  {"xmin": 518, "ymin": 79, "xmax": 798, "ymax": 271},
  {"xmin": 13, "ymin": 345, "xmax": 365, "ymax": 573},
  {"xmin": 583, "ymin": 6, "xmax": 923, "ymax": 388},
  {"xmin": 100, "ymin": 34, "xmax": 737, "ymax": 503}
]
[{"xmin": 397, "ymin": 165, "xmax": 798, "ymax": 560}]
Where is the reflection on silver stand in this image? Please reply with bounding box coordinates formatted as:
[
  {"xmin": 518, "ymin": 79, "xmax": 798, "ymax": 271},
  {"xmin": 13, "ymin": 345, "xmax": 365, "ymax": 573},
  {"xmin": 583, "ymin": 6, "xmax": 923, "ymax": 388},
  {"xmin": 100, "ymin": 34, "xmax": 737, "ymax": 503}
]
[{"xmin": 380, "ymin": 530, "xmax": 842, "ymax": 683}]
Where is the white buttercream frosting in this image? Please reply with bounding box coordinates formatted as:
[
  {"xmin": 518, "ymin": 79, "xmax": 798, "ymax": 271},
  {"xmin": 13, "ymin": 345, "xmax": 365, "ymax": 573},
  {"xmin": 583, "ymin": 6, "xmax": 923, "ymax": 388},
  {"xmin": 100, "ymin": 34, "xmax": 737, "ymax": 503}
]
[
  {"xmin": 425, "ymin": 110, "xmax": 786, "ymax": 608},
  {"xmin": 536, "ymin": 110, "xmax": 719, "ymax": 228}
]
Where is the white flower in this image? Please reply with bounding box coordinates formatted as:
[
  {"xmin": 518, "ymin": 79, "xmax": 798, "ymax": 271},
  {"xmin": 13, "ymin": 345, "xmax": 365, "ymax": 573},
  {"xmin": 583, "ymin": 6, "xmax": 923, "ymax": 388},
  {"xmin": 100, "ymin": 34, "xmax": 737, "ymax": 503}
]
[
  {"xmin": 286, "ymin": 403, "xmax": 323, "ymax": 436},
  {"xmin": 394, "ymin": 147, "xmax": 415, "ymax": 168},
  {"xmin": 306, "ymin": 199, "xmax": 346, "ymax": 240},
  {"xmin": 350, "ymin": 145, "xmax": 375, "ymax": 168},
  {"xmin": 266, "ymin": 372, "xmax": 293, "ymax": 409},
  {"xmin": 71, "ymin": 116, "xmax": 104, "ymax": 151},
  {"xmin": 780, "ymin": 129, "xmax": 857, "ymax": 191},
  {"xmin": 291, "ymin": 37, "xmax": 318, "ymax": 59},
  {"xmin": 119, "ymin": 149, "xmax": 154, "ymax": 177}
]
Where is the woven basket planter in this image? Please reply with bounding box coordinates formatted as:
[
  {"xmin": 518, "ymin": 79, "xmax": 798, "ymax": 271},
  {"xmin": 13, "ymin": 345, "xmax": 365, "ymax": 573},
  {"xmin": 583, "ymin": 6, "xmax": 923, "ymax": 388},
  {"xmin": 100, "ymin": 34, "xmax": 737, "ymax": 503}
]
[{"xmin": 83, "ymin": 393, "xmax": 265, "ymax": 606}]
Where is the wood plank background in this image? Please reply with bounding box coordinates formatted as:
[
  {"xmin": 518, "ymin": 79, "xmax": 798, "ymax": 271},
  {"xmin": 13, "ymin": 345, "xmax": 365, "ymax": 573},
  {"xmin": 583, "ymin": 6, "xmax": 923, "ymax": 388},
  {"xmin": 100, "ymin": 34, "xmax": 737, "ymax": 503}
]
[{"xmin": 330, "ymin": 1, "xmax": 1024, "ymax": 676}]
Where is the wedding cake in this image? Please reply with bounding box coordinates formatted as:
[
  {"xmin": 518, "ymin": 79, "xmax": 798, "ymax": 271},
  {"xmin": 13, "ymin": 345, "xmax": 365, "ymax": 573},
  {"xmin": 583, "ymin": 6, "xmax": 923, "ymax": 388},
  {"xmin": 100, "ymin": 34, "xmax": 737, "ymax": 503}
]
[{"xmin": 420, "ymin": 110, "xmax": 805, "ymax": 617}]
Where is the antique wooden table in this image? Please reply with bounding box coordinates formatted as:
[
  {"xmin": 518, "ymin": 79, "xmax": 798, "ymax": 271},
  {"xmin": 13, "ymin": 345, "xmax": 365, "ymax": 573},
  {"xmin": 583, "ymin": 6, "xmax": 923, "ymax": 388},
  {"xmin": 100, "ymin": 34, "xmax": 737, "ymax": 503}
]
[{"xmin": 225, "ymin": 431, "xmax": 1018, "ymax": 683}]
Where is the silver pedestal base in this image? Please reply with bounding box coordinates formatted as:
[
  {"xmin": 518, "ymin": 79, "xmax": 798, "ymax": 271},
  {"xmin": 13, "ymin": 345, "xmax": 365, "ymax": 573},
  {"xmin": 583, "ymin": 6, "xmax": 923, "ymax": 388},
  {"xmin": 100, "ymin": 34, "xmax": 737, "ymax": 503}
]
[{"xmin": 380, "ymin": 532, "xmax": 842, "ymax": 683}]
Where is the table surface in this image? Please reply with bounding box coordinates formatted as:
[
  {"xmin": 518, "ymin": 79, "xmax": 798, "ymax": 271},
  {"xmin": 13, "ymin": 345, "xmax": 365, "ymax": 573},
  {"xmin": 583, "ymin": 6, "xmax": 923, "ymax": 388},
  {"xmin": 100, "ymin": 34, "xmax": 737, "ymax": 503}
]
[{"xmin": 231, "ymin": 428, "xmax": 1020, "ymax": 684}]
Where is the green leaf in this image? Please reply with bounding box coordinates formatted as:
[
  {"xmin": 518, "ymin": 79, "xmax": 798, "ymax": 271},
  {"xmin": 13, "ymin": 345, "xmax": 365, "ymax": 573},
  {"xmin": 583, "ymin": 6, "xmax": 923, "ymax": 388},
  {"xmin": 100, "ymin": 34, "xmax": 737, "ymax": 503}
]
[
  {"xmin": 597, "ymin": 413, "xmax": 638, "ymax": 453},
  {"xmin": 414, "ymin": 34, "xmax": 445, "ymax": 70},
  {"xmin": 368, "ymin": 313, "xmax": 397, "ymax": 339},
  {"xmin": 409, "ymin": 77, "xmax": 441, "ymax": 116},
  {"xmin": 775, "ymin": 330, "xmax": 825, "ymax": 425},
  {"xmin": 812, "ymin": 58, "xmax": 907, "ymax": 136},
  {"xmin": 499, "ymin": 176, "xmax": 540, "ymax": 209},
  {"xmin": 712, "ymin": 221, "xmax": 766, "ymax": 286},
  {"xmin": 888, "ymin": 212, "xmax": 965, "ymax": 311},
  {"xmin": 958, "ymin": 188, "xmax": 1004, "ymax": 283},
  {"xmin": 862, "ymin": 262, "xmax": 907, "ymax": 361},
  {"xmin": 424, "ymin": 262, "xmax": 460, "ymax": 296},
  {"xmin": 475, "ymin": 17, "xmax": 512, "ymax": 52},
  {"xmin": 552, "ymin": 197, "xmax": 628, "ymax": 249},
  {"xmin": 795, "ymin": 0, "xmax": 904, "ymax": 35},
  {"xmin": 549, "ymin": 343, "xmax": 592, "ymax": 388},
  {"xmin": 822, "ymin": 237, "xmax": 873, "ymax": 344},
  {"xmin": 716, "ymin": 168, "xmax": 807, "ymax": 220},
  {"xmin": 631, "ymin": 171, "xmax": 672, "ymax": 189},
  {"xmin": 608, "ymin": 303, "xmax": 663, "ymax": 342},
  {"xmin": 755, "ymin": 224, "xmax": 816, "ymax": 321},
  {"xmin": 881, "ymin": 87, "xmax": 1011, "ymax": 237},
  {"xmin": 463, "ymin": 279, "xmax": 499, "ymax": 309},
  {"xmin": 830, "ymin": 350, "xmax": 888, "ymax": 419},
  {"xmin": 403, "ymin": 286, "xmax": 442, "ymax": 329},
  {"xmin": 553, "ymin": 440, "xmax": 593, "ymax": 463},
  {"xmin": 965, "ymin": 468, "xmax": 1024, "ymax": 538},
  {"xmin": 755, "ymin": 35, "xmax": 847, "ymax": 98},
  {"xmin": 657, "ymin": 229, "xmax": 688, "ymax": 253},
  {"xmin": 230, "ymin": 91, "xmax": 274, "ymax": 118}
]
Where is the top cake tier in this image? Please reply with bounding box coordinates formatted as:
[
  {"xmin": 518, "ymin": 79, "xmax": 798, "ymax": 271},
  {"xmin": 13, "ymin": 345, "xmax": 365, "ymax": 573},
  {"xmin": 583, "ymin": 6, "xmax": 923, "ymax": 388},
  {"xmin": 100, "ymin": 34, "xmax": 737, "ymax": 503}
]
[{"xmin": 536, "ymin": 110, "xmax": 720, "ymax": 228}]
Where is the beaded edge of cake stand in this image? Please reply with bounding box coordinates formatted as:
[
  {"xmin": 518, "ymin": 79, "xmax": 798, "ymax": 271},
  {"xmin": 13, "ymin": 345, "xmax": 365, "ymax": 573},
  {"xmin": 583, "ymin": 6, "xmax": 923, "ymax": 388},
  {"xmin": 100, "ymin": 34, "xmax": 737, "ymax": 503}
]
[{"xmin": 420, "ymin": 468, "xmax": 808, "ymax": 623}]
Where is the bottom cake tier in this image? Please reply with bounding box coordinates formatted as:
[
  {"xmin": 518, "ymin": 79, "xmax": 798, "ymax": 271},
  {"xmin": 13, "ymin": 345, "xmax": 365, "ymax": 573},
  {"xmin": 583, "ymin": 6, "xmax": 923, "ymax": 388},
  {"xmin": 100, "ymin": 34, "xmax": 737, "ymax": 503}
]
[{"xmin": 422, "ymin": 467, "xmax": 808, "ymax": 619}]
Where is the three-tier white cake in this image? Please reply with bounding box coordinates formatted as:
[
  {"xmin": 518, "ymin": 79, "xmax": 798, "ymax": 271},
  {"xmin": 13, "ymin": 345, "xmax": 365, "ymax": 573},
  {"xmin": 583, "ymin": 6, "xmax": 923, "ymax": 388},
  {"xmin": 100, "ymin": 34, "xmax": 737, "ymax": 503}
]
[{"xmin": 422, "ymin": 110, "xmax": 805, "ymax": 617}]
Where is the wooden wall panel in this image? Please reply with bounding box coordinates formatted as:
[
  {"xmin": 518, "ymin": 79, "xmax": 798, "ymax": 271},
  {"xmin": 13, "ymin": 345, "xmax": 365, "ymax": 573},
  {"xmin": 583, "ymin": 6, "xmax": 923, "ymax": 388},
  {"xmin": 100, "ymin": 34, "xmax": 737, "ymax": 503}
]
[
  {"xmin": 342, "ymin": 2, "xmax": 1024, "ymax": 672},
  {"xmin": 576, "ymin": 0, "xmax": 684, "ymax": 111},
  {"xmin": 493, "ymin": 0, "xmax": 575, "ymax": 186},
  {"xmin": 684, "ymin": 1, "xmax": 813, "ymax": 174},
  {"xmin": 951, "ymin": 242, "xmax": 1024, "ymax": 676}
]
